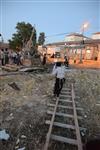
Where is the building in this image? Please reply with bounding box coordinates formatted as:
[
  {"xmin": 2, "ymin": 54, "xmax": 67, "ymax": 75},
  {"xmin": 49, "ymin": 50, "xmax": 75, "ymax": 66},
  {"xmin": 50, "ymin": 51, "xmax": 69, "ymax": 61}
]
[
  {"xmin": 0, "ymin": 42, "xmax": 9, "ymax": 50},
  {"xmin": 64, "ymin": 33, "xmax": 89, "ymax": 41},
  {"xmin": 92, "ymin": 32, "xmax": 100, "ymax": 40},
  {"xmin": 46, "ymin": 32, "xmax": 100, "ymax": 61}
]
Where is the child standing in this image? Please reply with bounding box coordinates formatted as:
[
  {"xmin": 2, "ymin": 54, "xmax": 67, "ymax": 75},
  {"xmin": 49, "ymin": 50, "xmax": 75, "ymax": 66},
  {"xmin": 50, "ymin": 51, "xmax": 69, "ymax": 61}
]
[{"xmin": 52, "ymin": 62, "xmax": 65, "ymax": 97}]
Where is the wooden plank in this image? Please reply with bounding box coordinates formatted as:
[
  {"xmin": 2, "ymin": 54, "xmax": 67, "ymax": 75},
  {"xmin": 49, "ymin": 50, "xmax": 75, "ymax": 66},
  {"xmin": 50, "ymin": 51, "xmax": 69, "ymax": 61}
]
[
  {"xmin": 0, "ymin": 72, "xmax": 25, "ymax": 77},
  {"xmin": 59, "ymin": 99, "xmax": 79, "ymax": 104},
  {"xmin": 61, "ymin": 93, "xmax": 71, "ymax": 95},
  {"xmin": 96, "ymin": 103, "xmax": 100, "ymax": 106},
  {"xmin": 46, "ymin": 120, "xmax": 75, "ymax": 129},
  {"xmin": 44, "ymin": 97, "xmax": 59, "ymax": 150},
  {"xmin": 60, "ymin": 93, "xmax": 71, "ymax": 95},
  {"xmin": 47, "ymin": 103, "xmax": 73, "ymax": 109},
  {"xmin": 51, "ymin": 134, "xmax": 78, "ymax": 145},
  {"xmin": 47, "ymin": 110, "xmax": 74, "ymax": 118},
  {"xmin": 71, "ymin": 84, "xmax": 83, "ymax": 150},
  {"xmin": 6, "ymin": 64, "xmax": 20, "ymax": 69},
  {"xmin": 60, "ymin": 95, "xmax": 72, "ymax": 98},
  {"xmin": 60, "ymin": 94, "xmax": 80, "ymax": 99},
  {"xmin": 60, "ymin": 92, "xmax": 71, "ymax": 96},
  {"xmin": 46, "ymin": 120, "xmax": 86, "ymax": 130},
  {"xmin": 47, "ymin": 111, "xmax": 82, "ymax": 119},
  {"xmin": 19, "ymin": 67, "xmax": 45, "ymax": 72},
  {"xmin": 47, "ymin": 103, "xmax": 83, "ymax": 110},
  {"xmin": 1, "ymin": 66, "xmax": 18, "ymax": 72},
  {"xmin": 62, "ymin": 88, "xmax": 71, "ymax": 91},
  {"xmin": 59, "ymin": 99, "xmax": 72, "ymax": 103},
  {"xmin": 57, "ymin": 105, "xmax": 73, "ymax": 109},
  {"xmin": 61, "ymin": 92, "xmax": 71, "ymax": 94}
]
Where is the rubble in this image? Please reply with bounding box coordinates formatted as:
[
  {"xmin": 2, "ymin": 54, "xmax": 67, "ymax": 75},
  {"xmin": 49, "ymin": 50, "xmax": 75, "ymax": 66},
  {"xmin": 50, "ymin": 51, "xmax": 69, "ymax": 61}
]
[
  {"xmin": 0, "ymin": 69, "xmax": 100, "ymax": 149},
  {"xmin": 5, "ymin": 113, "xmax": 14, "ymax": 121},
  {"xmin": 19, "ymin": 66, "xmax": 45, "ymax": 72},
  {"xmin": 21, "ymin": 135, "xmax": 26, "ymax": 138},
  {"xmin": 1, "ymin": 65, "xmax": 19, "ymax": 72},
  {"xmin": 8, "ymin": 82, "xmax": 20, "ymax": 91}
]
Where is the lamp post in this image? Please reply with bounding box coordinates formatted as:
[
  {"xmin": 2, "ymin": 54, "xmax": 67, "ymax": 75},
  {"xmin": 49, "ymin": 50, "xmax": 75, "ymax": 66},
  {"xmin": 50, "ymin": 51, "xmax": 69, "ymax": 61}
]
[
  {"xmin": 64, "ymin": 43, "xmax": 67, "ymax": 56},
  {"xmin": 79, "ymin": 22, "xmax": 89, "ymax": 63},
  {"xmin": 79, "ymin": 32, "xmax": 84, "ymax": 64}
]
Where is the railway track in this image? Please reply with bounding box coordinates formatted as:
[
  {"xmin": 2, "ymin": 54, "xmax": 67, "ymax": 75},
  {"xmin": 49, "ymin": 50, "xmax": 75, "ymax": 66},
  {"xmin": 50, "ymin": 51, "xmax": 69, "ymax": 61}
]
[{"xmin": 44, "ymin": 81, "xmax": 84, "ymax": 150}]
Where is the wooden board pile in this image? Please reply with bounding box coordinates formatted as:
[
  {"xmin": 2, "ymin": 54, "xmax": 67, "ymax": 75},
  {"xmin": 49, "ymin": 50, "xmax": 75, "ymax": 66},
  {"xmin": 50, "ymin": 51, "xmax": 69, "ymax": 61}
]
[{"xmin": 1, "ymin": 64, "xmax": 19, "ymax": 72}]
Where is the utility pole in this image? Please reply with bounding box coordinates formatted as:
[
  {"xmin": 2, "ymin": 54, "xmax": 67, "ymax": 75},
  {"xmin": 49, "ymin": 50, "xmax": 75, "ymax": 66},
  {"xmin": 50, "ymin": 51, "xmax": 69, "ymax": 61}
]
[
  {"xmin": 79, "ymin": 22, "xmax": 89, "ymax": 63},
  {"xmin": 79, "ymin": 32, "xmax": 84, "ymax": 63}
]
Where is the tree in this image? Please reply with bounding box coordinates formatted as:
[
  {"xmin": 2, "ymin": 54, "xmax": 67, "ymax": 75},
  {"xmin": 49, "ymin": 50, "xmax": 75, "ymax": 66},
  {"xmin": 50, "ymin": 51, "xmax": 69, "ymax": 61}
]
[
  {"xmin": 38, "ymin": 32, "xmax": 45, "ymax": 45},
  {"xmin": 9, "ymin": 22, "xmax": 37, "ymax": 51},
  {"xmin": 9, "ymin": 33, "xmax": 23, "ymax": 50}
]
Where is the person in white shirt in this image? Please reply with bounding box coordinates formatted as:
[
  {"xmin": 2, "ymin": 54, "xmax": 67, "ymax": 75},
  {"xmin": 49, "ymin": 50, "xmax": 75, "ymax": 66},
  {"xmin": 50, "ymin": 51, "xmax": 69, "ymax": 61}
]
[
  {"xmin": 0, "ymin": 49, "xmax": 4, "ymax": 65},
  {"xmin": 52, "ymin": 62, "xmax": 65, "ymax": 97}
]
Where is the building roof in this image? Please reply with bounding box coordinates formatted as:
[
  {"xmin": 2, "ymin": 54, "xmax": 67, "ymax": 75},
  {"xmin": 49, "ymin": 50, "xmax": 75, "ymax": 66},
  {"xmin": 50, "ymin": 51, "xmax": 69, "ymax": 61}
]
[
  {"xmin": 66, "ymin": 32, "xmax": 90, "ymax": 39},
  {"xmin": 46, "ymin": 39, "xmax": 100, "ymax": 46},
  {"xmin": 0, "ymin": 42, "xmax": 9, "ymax": 49},
  {"xmin": 93, "ymin": 32, "xmax": 100, "ymax": 35},
  {"xmin": 67, "ymin": 33, "xmax": 82, "ymax": 36}
]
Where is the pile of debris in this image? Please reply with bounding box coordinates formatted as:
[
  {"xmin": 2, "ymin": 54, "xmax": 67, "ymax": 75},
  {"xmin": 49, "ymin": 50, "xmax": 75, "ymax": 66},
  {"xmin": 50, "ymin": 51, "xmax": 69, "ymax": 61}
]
[{"xmin": 1, "ymin": 64, "xmax": 20, "ymax": 72}]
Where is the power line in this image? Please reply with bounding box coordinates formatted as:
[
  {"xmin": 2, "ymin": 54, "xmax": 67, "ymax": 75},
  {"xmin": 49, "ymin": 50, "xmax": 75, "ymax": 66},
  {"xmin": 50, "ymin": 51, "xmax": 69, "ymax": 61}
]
[{"xmin": 45, "ymin": 31, "xmax": 79, "ymax": 38}]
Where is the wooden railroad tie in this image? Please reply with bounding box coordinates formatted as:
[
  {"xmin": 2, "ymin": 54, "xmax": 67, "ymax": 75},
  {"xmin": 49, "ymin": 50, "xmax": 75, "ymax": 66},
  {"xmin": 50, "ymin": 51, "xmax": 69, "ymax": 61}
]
[{"xmin": 44, "ymin": 83, "xmax": 83, "ymax": 150}]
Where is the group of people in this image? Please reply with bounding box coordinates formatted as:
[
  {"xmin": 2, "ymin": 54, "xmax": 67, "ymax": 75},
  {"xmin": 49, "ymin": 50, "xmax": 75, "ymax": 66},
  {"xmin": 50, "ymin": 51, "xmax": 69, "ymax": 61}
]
[
  {"xmin": 0, "ymin": 49, "xmax": 66, "ymax": 97},
  {"xmin": 42, "ymin": 53, "xmax": 69, "ymax": 67},
  {"xmin": 0, "ymin": 48, "xmax": 9, "ymax": 66},
  {"xmin": 0, "ymin": 49, "xmax": 24, "ymax": 66},
  {"xmin": 11, "ymin": 51, "xmax": 23, "ymax": 66}
]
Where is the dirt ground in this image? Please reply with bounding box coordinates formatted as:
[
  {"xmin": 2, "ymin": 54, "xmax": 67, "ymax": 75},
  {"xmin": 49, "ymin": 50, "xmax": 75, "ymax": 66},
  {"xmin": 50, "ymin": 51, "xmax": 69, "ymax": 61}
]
[{"xmin": 0, "ymin": 68, "xmax": 100, "ymax": 150}]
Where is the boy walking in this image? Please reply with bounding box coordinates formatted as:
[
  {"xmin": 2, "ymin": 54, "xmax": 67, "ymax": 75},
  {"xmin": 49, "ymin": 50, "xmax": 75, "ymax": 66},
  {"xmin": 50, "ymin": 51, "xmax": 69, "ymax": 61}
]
[{"xmin": 52, "ymin": 62, "xmax": 65, "ymax": 97}]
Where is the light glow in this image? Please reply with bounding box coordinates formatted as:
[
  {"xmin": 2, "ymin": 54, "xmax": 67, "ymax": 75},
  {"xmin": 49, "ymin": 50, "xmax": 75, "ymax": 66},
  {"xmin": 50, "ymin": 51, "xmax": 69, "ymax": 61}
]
[
  {"xmin": 86, "ymin": 50, "xmax": 91, "ymax": 53},
  {"xmin": 80, "ymin": 22, "xmax": 90, "ymax": 33},
  {"xmin": 83, "ymin": 22, "xmax": 89, "ymax": 29}
]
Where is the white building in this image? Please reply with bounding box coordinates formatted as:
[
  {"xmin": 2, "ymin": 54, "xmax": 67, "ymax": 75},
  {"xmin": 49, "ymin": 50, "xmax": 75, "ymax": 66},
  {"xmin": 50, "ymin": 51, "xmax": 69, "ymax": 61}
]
[
  {"xmin": 64, "ymin": 33, "xmax": 89, "ymax": 42},
  {"xmin": 92, "ymin": 32, "xmax": 100, "ymax": 39},
  {"xmin": 46, "ymin": 32, "xmax": 100, "ymax": 61}
]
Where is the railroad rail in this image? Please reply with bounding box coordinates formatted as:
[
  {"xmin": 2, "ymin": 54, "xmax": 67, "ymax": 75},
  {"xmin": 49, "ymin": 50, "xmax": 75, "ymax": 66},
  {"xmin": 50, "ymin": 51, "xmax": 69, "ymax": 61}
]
[{"xmin": 44, "ymin": 82, "xmax": 84, "ymax": 150}]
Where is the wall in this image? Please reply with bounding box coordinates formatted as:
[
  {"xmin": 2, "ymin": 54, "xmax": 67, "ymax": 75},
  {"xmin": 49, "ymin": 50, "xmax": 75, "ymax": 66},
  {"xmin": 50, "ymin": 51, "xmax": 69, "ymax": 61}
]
[
  {"xmin": 97, "ymin": 44, "xmax": 100, "ymax": 60},
  {"xmin": 92, "ymin": 34, "xmax": 100, "ymax": 39}
]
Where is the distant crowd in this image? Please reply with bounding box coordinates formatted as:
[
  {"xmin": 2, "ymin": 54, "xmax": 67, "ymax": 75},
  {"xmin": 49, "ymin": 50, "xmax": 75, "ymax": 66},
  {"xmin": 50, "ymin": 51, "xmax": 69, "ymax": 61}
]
[
  {"xmin": 0, "ymin": 48, "xmax": 24, "ymax": 66},
  {"xmin": 0, "ymin": 49, "xmax": 70, "ymax": 68}
]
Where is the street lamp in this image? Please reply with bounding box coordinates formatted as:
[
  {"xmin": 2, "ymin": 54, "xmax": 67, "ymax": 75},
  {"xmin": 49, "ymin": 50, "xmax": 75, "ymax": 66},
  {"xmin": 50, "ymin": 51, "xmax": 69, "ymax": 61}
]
[
  {"xmin": 79, "ymin": 22, "xmax": 89, "ymax": 63},
  {"xmin": 64, "ymin": 43, "xmax": 67, "ymax": 56}
]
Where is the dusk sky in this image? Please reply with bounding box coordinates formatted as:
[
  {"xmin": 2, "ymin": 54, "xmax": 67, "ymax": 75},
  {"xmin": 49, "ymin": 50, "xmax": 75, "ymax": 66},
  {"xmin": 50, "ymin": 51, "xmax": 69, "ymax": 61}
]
[{"xmin": 0, "ymin": 0, "xmax": 100, "ymax": 44}]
